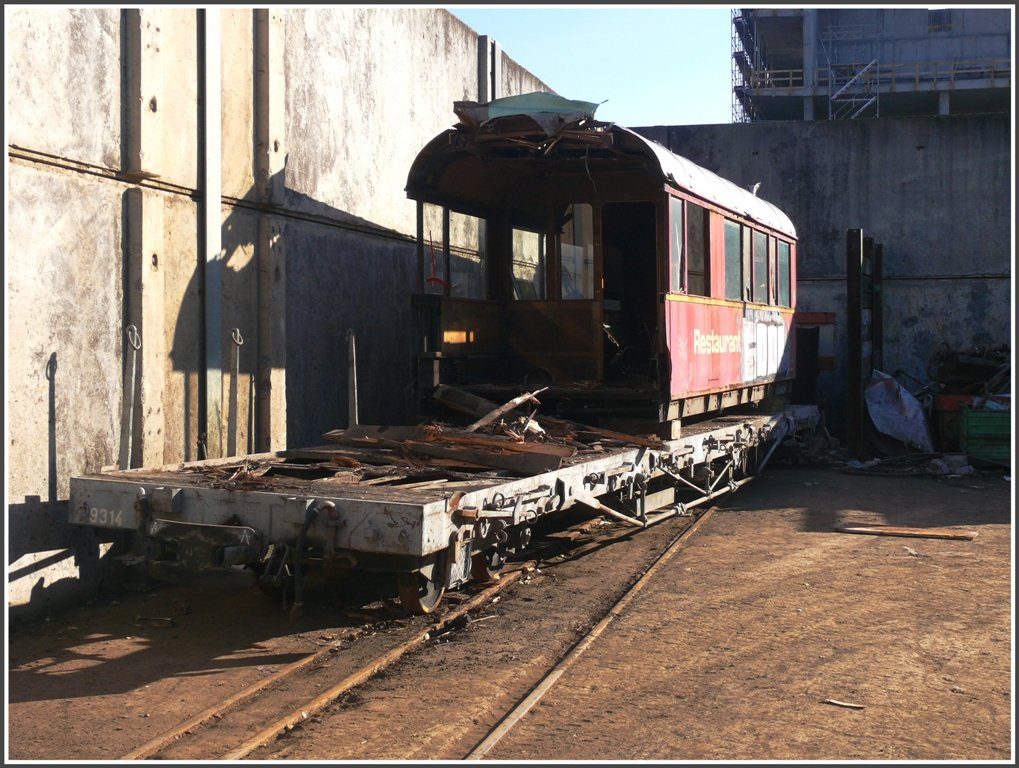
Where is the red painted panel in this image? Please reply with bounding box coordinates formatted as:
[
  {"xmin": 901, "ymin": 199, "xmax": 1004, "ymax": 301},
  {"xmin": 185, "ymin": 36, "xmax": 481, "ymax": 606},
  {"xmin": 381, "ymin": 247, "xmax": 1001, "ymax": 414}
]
[
  {"xmin": 666, "ymin": 298, "xmax": 795, "ymax": 398},
  {"xmin": 667, "ymin": 301, "xmax": 743, "ymax": 395}
]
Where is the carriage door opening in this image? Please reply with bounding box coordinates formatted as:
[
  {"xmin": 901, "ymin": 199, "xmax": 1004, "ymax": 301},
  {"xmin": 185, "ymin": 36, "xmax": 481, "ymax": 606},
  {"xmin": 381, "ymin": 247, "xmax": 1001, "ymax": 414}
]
[{"xmin": 601, "ymin": 202, "xmax": 657, "ymax": 384}]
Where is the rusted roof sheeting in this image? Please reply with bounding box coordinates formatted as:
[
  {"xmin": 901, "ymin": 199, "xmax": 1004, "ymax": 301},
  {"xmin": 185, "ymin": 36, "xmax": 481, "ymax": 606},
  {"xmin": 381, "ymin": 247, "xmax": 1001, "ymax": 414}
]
[{"xmin": 408, "ymin": 92, "xmax": 796, "ymax": 239}]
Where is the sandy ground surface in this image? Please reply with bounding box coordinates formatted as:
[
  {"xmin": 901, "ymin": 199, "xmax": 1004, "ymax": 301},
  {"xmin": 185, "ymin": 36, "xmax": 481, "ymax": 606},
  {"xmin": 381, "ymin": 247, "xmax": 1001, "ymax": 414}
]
[{"xmin": 6, "ymin": 462, "xmax": 1013, "ymax": 763}]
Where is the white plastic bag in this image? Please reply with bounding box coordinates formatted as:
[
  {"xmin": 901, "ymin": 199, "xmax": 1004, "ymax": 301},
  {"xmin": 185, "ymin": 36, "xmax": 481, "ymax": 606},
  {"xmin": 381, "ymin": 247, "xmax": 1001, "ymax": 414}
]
[{"xmin": 864, "ymin": 370, "xmax": 935, "ymax": 452}]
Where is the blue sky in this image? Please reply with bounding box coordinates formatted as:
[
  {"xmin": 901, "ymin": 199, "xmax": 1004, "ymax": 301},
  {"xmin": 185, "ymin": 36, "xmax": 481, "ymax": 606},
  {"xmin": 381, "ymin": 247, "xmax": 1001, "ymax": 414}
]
[{"xmin": 446, "ymin": 5, "xmax": 736, "ymax": 127}]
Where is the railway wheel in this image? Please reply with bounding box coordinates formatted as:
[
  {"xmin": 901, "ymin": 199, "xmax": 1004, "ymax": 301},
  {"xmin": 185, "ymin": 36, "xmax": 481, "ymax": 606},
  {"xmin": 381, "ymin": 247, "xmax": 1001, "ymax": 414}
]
[
  {"xmin": 470, "ymin": 547, "xmax": 505, "ymax": 583},
  {"xmin": 396, "ymin": 570, "xmax": 445, "ymax": 615}
]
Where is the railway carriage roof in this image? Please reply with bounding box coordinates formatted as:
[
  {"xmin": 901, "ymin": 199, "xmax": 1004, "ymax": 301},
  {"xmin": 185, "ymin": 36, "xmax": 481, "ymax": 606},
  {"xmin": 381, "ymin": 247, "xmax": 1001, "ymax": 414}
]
[
  {"xmin": 407, "ymin": 92, "xmax": 797, "ymax": 239},
  {"xmin": 623, "ymin": 127, "xmax": 797, "ymax": 239}
]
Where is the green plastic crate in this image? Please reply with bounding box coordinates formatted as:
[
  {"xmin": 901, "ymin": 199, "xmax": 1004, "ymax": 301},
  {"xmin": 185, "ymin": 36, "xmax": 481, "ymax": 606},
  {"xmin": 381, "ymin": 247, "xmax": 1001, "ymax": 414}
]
[{"xmin": 959, "ymin": 407, "xmax": 1011, "ymax": 469}]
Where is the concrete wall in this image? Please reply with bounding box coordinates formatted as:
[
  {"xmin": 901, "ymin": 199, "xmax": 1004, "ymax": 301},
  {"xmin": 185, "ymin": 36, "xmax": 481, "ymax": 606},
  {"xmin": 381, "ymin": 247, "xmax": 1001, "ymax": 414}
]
[
  {"xmin": 637, "ymin": 114, "xmax": 1012, "ymax": 436},
  {"xmin": 5, "ymin": 7, "xmax": 551, "ymax": 621}
]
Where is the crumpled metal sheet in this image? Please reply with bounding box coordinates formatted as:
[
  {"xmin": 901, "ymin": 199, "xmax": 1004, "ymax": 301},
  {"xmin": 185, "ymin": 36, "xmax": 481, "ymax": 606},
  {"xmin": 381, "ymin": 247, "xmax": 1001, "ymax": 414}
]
[{"xmin": 454, "ymin": 91, "xmax": 600, "ymax": 131}]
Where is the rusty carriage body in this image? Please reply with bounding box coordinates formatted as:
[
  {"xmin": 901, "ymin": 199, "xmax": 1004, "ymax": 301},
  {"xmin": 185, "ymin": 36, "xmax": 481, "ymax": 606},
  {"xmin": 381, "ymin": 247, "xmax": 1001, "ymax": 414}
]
[{"xmin": 407, "ymin": 92, "xmax": 799, "ymax": 438}]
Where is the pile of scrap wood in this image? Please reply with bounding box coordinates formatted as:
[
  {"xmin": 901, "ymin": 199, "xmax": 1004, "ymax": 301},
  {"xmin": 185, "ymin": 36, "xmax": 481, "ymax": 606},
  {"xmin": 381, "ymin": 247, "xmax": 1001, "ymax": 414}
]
[{"xmin": 320, "ymin": 384, "xmax": 667, "ymax": 476}]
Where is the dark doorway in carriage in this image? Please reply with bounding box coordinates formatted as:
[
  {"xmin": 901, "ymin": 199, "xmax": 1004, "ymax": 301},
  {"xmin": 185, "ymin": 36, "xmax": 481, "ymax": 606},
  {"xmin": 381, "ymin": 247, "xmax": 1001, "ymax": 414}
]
[{"xmin": 600, "ymin": 201, "xmax": 657, "ymax": 384}]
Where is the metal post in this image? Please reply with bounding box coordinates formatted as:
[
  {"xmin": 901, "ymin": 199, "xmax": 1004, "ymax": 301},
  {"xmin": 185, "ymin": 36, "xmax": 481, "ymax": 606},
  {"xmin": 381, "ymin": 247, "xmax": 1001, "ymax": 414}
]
[
  {"xmin": 347, "ymin": 329, "xmax": 359, "ymax": 428},
  {"xmin": 200, "ymin": 8, "xmax": 223, "ymax": 458},
  {"xmin": 846, "ymin": 228, "xmax": 865, "ymax": 458}
]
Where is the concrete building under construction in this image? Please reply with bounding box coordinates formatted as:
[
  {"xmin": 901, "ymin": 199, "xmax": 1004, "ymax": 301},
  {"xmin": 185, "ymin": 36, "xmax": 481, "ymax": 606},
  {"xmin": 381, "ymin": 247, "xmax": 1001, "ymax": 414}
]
[{"xmin": 731, "ymin": 7, "xmax": 1012, "ymax": 122}]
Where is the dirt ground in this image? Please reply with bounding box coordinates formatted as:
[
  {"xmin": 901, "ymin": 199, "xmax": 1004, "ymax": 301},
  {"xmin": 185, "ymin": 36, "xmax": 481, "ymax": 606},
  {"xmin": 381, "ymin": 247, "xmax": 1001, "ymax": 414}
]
[{"xmin": 6, "ymin": 461, "xmax": 1014, "ymax": 763}]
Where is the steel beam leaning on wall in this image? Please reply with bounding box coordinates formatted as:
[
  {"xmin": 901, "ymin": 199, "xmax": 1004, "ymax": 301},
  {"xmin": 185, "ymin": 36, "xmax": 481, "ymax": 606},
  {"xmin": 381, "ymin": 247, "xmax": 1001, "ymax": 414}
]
[
  {"xmin": 478, "ymin": 35, "xmax": 501, "ymax": 103},
  {"xmin": 200, "ymin": 8, "xmax": 225, "ymax": 458},
  {"xmin": 253, "ymin": 8, "xmax": 288, "ymax": 452}
]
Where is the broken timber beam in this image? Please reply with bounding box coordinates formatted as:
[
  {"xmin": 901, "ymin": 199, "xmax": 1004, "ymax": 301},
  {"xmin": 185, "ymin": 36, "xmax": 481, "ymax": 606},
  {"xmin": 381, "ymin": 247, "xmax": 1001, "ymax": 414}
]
[
  {"xmin": 465, "ymin": 388, "xmax": 547, "ymax": 433},
  {"xmin": 433, "ymin": 385, "xmax": 544, "ymax": 436}
]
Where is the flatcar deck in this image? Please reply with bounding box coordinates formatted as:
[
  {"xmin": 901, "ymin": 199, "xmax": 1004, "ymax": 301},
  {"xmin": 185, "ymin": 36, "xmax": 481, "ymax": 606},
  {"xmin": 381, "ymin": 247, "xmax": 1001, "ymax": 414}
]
[{"xmin": 69, "ymin": 405, "xmax": 819, "ymax": 613}]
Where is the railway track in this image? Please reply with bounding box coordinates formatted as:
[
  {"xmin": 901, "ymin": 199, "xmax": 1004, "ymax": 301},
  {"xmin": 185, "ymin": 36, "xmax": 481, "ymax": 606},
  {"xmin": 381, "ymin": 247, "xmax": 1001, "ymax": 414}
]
[{"xmin": 117, "ymin": 506, "xmax": 716, "ymax": 761}]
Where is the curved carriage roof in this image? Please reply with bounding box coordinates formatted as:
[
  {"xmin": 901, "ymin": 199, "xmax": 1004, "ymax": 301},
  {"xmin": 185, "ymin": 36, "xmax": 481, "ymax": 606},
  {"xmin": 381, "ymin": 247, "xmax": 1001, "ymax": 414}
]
[
  {"xmin": 407, "ymin": 92, "xmax": 796, "ymax": 239},
  {"xmin": 619, "ymin": 127, "xmax": 796, "ymax": 238}
]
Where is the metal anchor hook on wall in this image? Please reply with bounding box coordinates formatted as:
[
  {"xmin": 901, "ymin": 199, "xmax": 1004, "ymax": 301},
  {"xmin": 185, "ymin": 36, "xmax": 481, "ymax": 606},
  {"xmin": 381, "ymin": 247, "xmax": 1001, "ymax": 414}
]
[{"xmin": 229, "ymin": 328, "xmax": 244, "ymax": 457}]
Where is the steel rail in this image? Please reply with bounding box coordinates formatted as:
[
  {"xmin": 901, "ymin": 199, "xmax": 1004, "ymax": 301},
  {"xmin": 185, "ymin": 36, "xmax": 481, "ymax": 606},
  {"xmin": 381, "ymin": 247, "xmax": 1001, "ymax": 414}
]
[
  {"xmin": 220, "ymin": 562, "xmax": 536, "ymax": 760},
  {"xmin": 120, "ymin": 476, "xmax": 733, "ymax": 760},
  {"xmin": 121, "ymin": 564, "xmax": 532, "ymax": 761},
  {"xmin": 120, "ymin": 508, "xmax": 619, "ymax": 760},
  {"xmin": 120, "ymin": 622, "xmax": 371, "ymax": 759},
  {"xmin": 464, "ymin": 507, "xmax": 717, "ymax": 759}
]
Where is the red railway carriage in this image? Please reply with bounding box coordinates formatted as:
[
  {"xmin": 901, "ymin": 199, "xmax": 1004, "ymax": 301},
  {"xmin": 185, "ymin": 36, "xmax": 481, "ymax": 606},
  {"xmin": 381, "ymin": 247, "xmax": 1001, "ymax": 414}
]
[{"xmin": 406, "ymin": 92, "xmax": 797, "ymax": 436}]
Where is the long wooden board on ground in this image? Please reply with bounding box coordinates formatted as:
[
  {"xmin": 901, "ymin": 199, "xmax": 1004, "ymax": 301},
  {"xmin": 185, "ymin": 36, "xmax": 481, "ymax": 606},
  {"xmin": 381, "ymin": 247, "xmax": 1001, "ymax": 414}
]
[{"xmin": 834, "ymin": 524, "xmax": 978, "ymax": 540}]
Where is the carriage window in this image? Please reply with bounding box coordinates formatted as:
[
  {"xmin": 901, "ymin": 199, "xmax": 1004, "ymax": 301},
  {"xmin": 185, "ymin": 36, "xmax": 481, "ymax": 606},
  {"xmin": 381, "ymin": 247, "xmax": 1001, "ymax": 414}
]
[
  {"xmin": 724, "ymin": 220, "xmax": 742, "ymax": 300},
  {"xmin": 686, "ymin": 202, "xmax": 709, "ymax": 297},
  {"xmin": 449, "ymin": 211, "xmax": 487, "ymax": 299},
  {"xmin": 753, "ymin": 229, "xmax": 769, "ymax": 303},
  {"xmin": 559, "ymin": 203, "xmax": 594, "ymax": 299},
  {"xmin": 511, "ymin": 228, "xmax": 546, "ymax": 300},
  {"xmin": 669, "ymin": 197, "xmax": 684, "ymax": 293},
  {"xmin": 777, "ymin": 240, "xmax": 791, "ymax": 307},
  {"xmin": 742, "ymin": 227, "xmax": 753, "ymax": 301}
]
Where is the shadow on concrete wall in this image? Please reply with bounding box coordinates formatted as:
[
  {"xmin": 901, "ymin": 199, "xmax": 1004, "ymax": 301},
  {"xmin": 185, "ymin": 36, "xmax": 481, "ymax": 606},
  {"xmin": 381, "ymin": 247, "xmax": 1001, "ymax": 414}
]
[
  {"xmin": 7, "ymin": 349, "xmax": 129, "ymax": 624},
  {"xmin": 9, "ymin": 169, "xmax": 418, "ymax": 626},
  {"xmin": 163, "ymin": 172, "xmax": 419, "ymax": 454}
]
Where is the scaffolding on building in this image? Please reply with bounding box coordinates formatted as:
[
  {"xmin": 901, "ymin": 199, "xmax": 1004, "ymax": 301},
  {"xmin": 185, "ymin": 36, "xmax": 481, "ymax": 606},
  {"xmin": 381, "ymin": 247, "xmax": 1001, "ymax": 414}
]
[
  {"xmin": 730, "ymin": 8, "xmax": 757, "ymax": 123},
  {"xmin": 731, "ymin": 8, "xmax": 1009, "ymax": 123},
  {"xmin": 819, "ymin": 22, "xmax": 883, "ymax": 119}
]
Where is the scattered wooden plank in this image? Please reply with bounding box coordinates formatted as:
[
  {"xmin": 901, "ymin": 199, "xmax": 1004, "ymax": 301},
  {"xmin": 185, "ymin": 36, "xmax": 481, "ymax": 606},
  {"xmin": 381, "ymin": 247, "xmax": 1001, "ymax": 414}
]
[
  {"xmin": 433, "ymin": 385, "xmax": 545, "ymax": 436},
  {"xmin": 402, "ymin": 440, "xmax": 562, "ymax": 476},
  {"xmin": 359, "ymin": 475, "xmax": 407, "ymax": 486},
  {"xmin": 539, "ymin": 416, "xmax": 668, "ymax": 450},
  {"xmin": 834, "ymin": 524, "xmax": 977, "ymax": 541},
  {"xmin": 432, "ymin": 385, "xmax": 505, "ymax": 419},
  {"xmin": 287, "ymin": 446, "xmax": 413, "ymax": 467},
  {"xmin": 425, "ymin": 431, "xmax": 576, "ymax": 458},
  {"xmin": 323, "ymin": 425, "xmax": 428, "ymax": 445},
  {"xmin": 393, "ymin": 478, "xmax": 450, "ymax": 490}
]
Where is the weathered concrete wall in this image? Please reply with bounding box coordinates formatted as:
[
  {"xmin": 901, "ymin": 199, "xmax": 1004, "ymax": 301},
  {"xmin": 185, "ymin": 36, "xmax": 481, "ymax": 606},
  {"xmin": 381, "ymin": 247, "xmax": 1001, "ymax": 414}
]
[
  {"xmin": 638, "ymin": 115, "xmax": 1011, "ymax": 435},
  {"xmin": 279, "ymin": 7, "xmax": 550, "ymax": 446},
  {"xmin": 8, "ymin": 7, "xmax": 126, "ymax": 618},
  {"xmin": 6, "ymin": 6, "xmax": 551, "ymax": 621}
]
